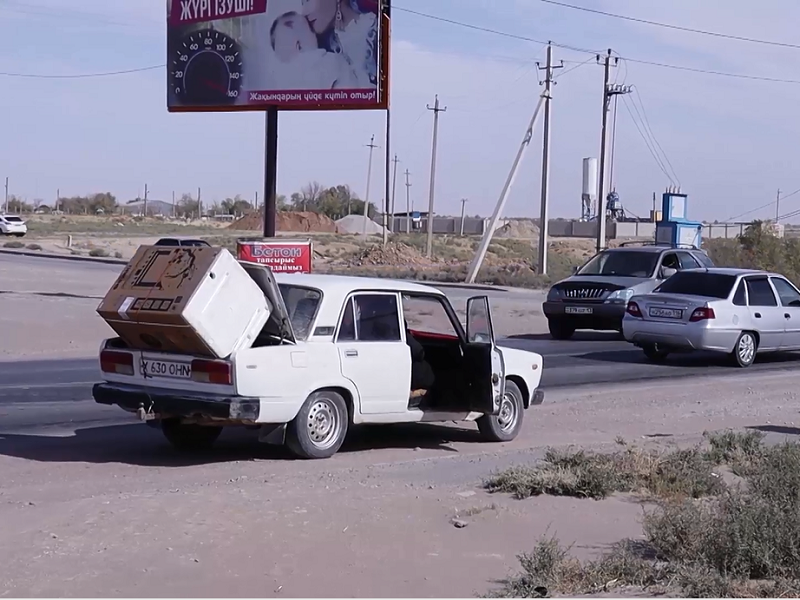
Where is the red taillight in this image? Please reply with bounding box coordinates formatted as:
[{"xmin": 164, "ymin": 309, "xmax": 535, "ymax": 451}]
[
  {"xmin": 190, "ymin": 359, "xmax": 232, "ymax": 385},
  {"xmin": 100, "ymin": 349, "xmax": 134, "ymax": 375},
  {"xmin": 690, "ymin": 307, "xmax": 716, "ymax": 322},
  {"xmin": 626, "ymin": 301, "xmax": 642, "ymax": 318}
]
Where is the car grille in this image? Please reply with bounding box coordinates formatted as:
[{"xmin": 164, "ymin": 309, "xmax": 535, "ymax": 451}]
[{"xmin": 562, "ymin": 287, "xmax": 606, "ymax": 300}]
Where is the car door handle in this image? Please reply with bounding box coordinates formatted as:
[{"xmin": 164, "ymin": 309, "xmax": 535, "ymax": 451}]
[
  {"xmin": 344, "ymin": 349, "xmax": 358, "ymax": 357},
  {"xmin": 755, "ymin": 313, "xmax": 762, "ymax": 318},
  {"xmin": 786, "ymin": 313, "xmax": 792, "ymax": 319}
]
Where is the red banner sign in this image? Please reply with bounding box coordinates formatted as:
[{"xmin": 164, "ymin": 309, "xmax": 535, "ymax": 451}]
[{"xmin": 237, "ymin": 239, "xmax": 313, "ymax": 273}]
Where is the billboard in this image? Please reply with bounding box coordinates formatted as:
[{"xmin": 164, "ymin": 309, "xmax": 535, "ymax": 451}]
[
  {"xmin": 167, "ymin": 0, "xmax": 388, "ymax": 112},
  {"xmin": 237, "ymin": 239, "xmax": 313, "ymax": 272}
]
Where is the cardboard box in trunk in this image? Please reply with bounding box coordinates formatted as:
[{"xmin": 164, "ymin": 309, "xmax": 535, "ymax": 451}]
[{"xmin": 97, "ymin": 245, "xmax": 270, "ymax": 358}]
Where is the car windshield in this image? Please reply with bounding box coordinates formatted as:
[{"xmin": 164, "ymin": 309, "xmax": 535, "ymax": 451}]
[
  {"xmin": 654, "ymin": 271, "xmax": 736, "ymax": 299},
  {"xmin": 577, "ymin": 250, "xmax": 659, "ymax": 277},
  {"xmin": 278, "ymin": 284, "xmax": 322, "ymax": 341},
  {"xmin": 4, "ymin": 216, "xmax": 23, "ymax": 222}
]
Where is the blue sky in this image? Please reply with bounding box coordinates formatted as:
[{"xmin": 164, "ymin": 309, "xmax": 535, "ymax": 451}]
[{"xmin": 1, "ymin": 0, "xmax": 800, "ymax": 222}]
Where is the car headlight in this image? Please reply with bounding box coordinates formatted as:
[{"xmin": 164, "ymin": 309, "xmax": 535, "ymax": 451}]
[
  {"xmin": 547, "ymin": 287, "xmax": 562, "ymax": 301},
  {"xmin": 605, "ymin": 288, "xmax": 634, "ymax": 303}
]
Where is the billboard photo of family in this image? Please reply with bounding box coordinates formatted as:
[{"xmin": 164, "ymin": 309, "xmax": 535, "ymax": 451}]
[{"xmin": 167, "ymin": 0, "xmax": 383, "ymax": 111}]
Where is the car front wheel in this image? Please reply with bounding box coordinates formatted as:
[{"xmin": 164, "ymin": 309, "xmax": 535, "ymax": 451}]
[
  {"xmin": 286, "ymin": 390, "xmax": 349, "ymax": 459},
  {"xmin": 548, "ymin": 319, "xmax": 575, "ymax": 340},
  {"xmin": 478, "ymin": 380, "xmax": 524, "ymax": 443}
]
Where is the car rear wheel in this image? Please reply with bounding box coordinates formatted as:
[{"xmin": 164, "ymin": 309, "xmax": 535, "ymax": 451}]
[
  {"xmin": 478, "ymin": 380, "xmax": 524, "ymax": 443},
  {"xmin": 548, "ymin": 319, "xmax": 575, "ymax": 340},
  {"xmin": 161, "ymin": 419, "xmax": 223, "ymax": 451},
  {"xmin": 730, "ymin": 331, "xmax": 757, "ymax": 368},
  {"xmin": 642, "ymin": 343, "xmax": 670, "ymax": 362},
  {"xmin": 286, "ymin": 390, "xmax": 349, "ymax": 459}
]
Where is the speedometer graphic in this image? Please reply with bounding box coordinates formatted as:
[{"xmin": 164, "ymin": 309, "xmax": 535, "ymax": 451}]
[{"xmin": 170, "ymin": 29, "xmax": 243, "ymax": 107}]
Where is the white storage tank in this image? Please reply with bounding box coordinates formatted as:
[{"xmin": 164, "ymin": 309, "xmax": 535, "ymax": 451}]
[{"xmin": 582, "ymin": 157, "xmax": 598, "ymax": 198}]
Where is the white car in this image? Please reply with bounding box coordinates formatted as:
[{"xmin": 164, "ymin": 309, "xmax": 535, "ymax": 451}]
[
  {"xmin": 0, "ymin": 215, "xmax": 27, "ymax": 237},
  {"xmin": 93, "ymin": 267, "xmax": 545, "ymax": 459}
]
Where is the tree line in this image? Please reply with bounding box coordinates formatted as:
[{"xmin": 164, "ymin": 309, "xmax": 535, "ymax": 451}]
[{"xmin": 3, "ymin": 182, "xmax": 378, "ymax": 220}]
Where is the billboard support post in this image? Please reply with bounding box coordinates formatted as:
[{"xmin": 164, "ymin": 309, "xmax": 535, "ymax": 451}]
[
  {"xmin": 383, "ymin": 106, "xmax": 391, "ymax": 245},
  {"xmin": 263, "ymin": 107, "xmax": 278, "ymax": 238}
]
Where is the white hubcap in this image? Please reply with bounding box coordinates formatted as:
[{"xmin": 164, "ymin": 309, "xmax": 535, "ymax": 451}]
[{"xmin": 738, "ymin": 334, "xmax": 755, "ymax": 364}]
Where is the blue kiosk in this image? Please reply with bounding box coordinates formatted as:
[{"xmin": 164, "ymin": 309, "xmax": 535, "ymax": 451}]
[{"xmin": 655, "ymin": 190, "xmax": 703, "ymax": 248}]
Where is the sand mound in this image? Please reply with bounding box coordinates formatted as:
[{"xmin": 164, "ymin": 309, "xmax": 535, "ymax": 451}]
[
  {"xmin": 335, "ymin": 214, "xmax": 387, "ymax": 235},
  {"xmin": 229, "ymin": 210, "xmax": 337, "ymax": 233},
  {"xmin": 494, "ymin": 218, "xmax": 540, "ymax": 239},
  {"xmin": 345, "ymin": 241, "xmax": 435, "ymax": 267}
]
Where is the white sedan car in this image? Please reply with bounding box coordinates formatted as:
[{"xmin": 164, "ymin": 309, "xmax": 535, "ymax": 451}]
[
  {"xmin": 0, "ymin": 215, "xmax": 27, "ymax": 237},
  {"xmin": 94, "ymin": 268, "xmax": 545, "ymax": 459},
  {"xmin": 623, "ymin": 267, "xmax": 800, "ymax": 367}
]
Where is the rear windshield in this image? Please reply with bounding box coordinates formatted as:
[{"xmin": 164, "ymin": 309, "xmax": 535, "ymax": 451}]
[
  {"xmin": 577, "ymin": 250, "xmax": 659, "ymax": 278},
  {"xmin": 654, "ymin": 271, "xmax": 736, "ymax": 299},
  {"xmin": 4, "ymin": 216, "xmax": 23, "ymax": 222},
  {"xmin": 279, "ymin": 284, "xmax": 322, "ymax": 340}
]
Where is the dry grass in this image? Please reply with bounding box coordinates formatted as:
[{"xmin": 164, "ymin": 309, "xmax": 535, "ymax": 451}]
[{"xmin": 487, "ymin": 431, "xmax": 800, "ymax": 598}]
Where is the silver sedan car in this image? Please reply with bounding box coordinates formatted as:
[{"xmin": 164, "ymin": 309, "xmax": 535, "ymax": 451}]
[{"xmin": 622, "ymin": 268, "xmax": 800, "ymax": 367}]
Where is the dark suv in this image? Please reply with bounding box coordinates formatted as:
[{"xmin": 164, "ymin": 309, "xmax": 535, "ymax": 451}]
[{"xmin": 543, "ymin": 242, "xmax": 714, "ymax": 339}]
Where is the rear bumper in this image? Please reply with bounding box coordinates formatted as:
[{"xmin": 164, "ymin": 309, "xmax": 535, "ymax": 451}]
[
  {"xmin": 622, "ymin": 319, "xmax": 739, "ymax": 353},
  {"xmin": 543, "ymin": 301, "xmax": 626, "ymax": 329},
  {"xmin": 93, "ymin": 382, "xmax": 260, "ymax": 422}
]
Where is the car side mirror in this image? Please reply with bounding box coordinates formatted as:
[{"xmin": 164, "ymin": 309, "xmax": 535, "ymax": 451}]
[{"xmin": 660, "ymin": 267, "xmax": 677, "ymax": 279}]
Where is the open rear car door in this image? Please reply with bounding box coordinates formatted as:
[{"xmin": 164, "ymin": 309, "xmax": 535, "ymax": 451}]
[{"xmin": 463, "ymin": 295, "xmax": 505, "ymax": 415}]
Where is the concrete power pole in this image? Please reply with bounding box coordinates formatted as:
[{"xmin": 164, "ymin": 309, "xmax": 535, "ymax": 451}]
[
  {"xmin": 3, "ymin": 177, "xmax": 8, "ymax": 214},
  {"xmin": 776, "ymin": 189, "xmax": 781, "ymax": 222},
  {"xmin": 425, "ymin": 95, "xmax": 446, "ymax": 258},
  {"xmin": 172, "ymin": 190, "xmax": 176, "ymax": 217},
  {"xmin": 363, "ymin": 134, "xmax": 379, "ymax": 236},
  {"xmin": 389, "ymin": 154, "xmax": 400, "ymax": 232},
  {"xmin": 595, "ymin": 50, "xmax": 630, "ymax": 251},
  {"xmin": 143, "ymin": 183, "xmax": 148, "ymax": 217},
  {"xmin": 459, "ymin": 198, "xmax": 468, "ymax": 236},
  {"xmin": 536, "ymin": 42, "xmax": 562, "ymax": 274},
  {"xmin": 197, "ymin": 187, "xmax": 202, "ymax": 219},
  {"xmin": 404, "ymin": 169, "xmax": 412, "ymax": 234}
]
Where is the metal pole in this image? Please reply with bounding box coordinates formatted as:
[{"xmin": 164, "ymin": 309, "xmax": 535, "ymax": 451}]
[
  {"xmin": 425, "ymin": 95, "xmax": 446, "ymax": 258},
  {"xmin": 537, "ymin": 43, "xmax": 562, "ymax": 275},
  {"xmin": 197, "ymin": 187, "xmax": 201, "ymax": 219},
  {"xmin": 466, "ymin": 94, "xmax": 547, "ymax": 284},
  {"xmin": 776, "ymin": 189, "xmax": 781, "ymax": 222},
  {"xmin": 4, "ymin": 177, "xmax": 8, "ymax": 214},
  {"xmin": 390, "ymin": 154, "xmax": 400, "ymax": 233},
  {"xmin": 363, "ymin": 134, "xmax": 378, "ymax": 236},
  {"xmin": 596, "ymin": 49, "xmax": 614, "ymax": 252},
  {"xmin": 143, "ymin": 183, "xmax": 148, "ymax": 217},
  {"xmin": 459, "ymin": 198, "xmax": 468, "ymax": 236},
  {"xmin": 263, "ymin": 108, "xmax": 279, "ymax": 237},
  {"xmin": 172, "ymin": 190, "xmax": 176, "ymax": 217},
  {"xmin": 404, "ymin": 169, "xmax": 411, "ymax": 234},
  {"xmin": 383, "ymin": 110, "xmax": 391, "ymax": 245}
]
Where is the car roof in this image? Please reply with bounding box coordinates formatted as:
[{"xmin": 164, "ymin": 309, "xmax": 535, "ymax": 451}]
[
  {"xmin": 606, "ymin": 245, "xmax": 698, "ymax": 253},
  {"xmin": 680, "ymin": 267, "xmax": 777, "ymax": 277},
  {"xmin": 273, "ymin": 272, "xmax": 445, "ymax": 296}
]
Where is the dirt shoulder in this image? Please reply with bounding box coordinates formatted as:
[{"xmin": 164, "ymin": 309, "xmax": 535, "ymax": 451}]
[{"xmin": 0, "ymin": 371, "xmax": 797, "ymax": 596}]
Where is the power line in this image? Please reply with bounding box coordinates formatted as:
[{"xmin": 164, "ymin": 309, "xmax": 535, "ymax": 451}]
[
  {"xmin": 620, "ymin": 95, "xmax": 674, "ymax": 184},
  {"xmin": 629, "ymin": 86, "xmax": 680, "ymax": 185},
  {"xmin": 539, "ymin": 0, "xmax": 800, "ymax": 51},
  {"xmin": 0, "ymin": 64, "xmax": 163, "ymax": 79},
  {"xmin": 394, "ymin": 6, "xmax": 800, "ymax": 85},
  {"xmin": 726, "ymin": 187, "xmax": 800, "ymax": 223}
]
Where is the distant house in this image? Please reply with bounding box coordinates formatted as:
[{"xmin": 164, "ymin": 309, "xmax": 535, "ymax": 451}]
[{"xmin": 121, "ymin": 199, "xmax": 174, "ymax": 216}]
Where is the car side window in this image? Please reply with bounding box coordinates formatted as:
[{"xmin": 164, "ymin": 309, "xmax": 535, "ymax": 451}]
[
  {"xmin": 732, "ymin": 281, "xmax": 747, "ymax": 306},
  {"xmin": 693, "ymin": 252, "xmax": 714, "ymax": 268},
  {"xmin": 745, "ymin": 277, "xmax": 778, "ymax": 307},
  {"xmin": 661, "ymin": 253, "xmax": 680, "ymax": 271},
  {"xmin": 677, "ymin": 252, "xmax": 700, "ymax": 270},
  {"xmin": 770, "ymin": 277, "xmax": 800, "ymax": 307},
  {"xmin": 337, "ymin": 298, "xmax": 356, "ymax": 341},
  {"xmin": 343, "ymin": 293, "xmax": 402, "ymax": 342}
]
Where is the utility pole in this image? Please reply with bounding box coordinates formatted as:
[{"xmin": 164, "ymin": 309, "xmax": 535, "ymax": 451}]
[
  {"xmin": 363, "ymin": 134, "xmax": 379, "ymax": 236},
  {"xmin": 172, "ymin": 190, "xmax": 176, "ymax": 217},
  {"xmin": 459, "ymin": 198, "xmax": 468, "ymax": 236},
  {"xmin": 595, "ymin": 49, "xmax": 630, "ymax": 251},
  {"xmin": 425, "ymin": 94, "xmax": 446, "ymax": 258},
  {"xmin": 143, "ymin": 183, "xmax": 148, "ymax": 217},
  {"xmin": 197, "ymin": 187, "xmax": 202, "ymax": 219},
  {"xmin": 56, "ymin": 188, "xmax": 59, "ymax": 213},
  {"xmin": 404, "ymin": 169, "xmax": 412, "ymax": 234},
  {"xmin": 3, "ymin": 177, "xmax": 8, "ymax": 214},
  {"xmin": 776, "ymin": 189, "xmax": 781, "ymax": 222},
  {"xmin": 536, "ymin": 42, "xmax": 562, "ymax": 274},
  {"xmin": 390, "ymin": 154, "xmax": 400, "ymax": 232}
]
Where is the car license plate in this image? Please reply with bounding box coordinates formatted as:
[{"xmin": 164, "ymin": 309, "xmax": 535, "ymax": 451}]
[
  {"xmin": 649, "ymin": 307, "xmax": 682, "ymax": 319},
  {"xmin": 565, "ymin": 306, "xmax": 593, "ymax": 315},
  {"xmin": 141, "ymin": 359, "xmax": 192, "ymax": 379}
]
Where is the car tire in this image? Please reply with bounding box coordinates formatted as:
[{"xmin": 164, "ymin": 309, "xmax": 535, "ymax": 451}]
[
  {"xmin": 477, "ymin": 379, "xmax": 524, "ymax": 443},
  {"xmin": 548, "ymin": 319, "xmax": 575, "ymax": 340},
  {"xmin": 286, "ymin": 390, "xmax": 349, "ymax": 459},
  {"xmin": 730, "ymin": 331, "xmax": 757, "ymax": 368},
  {"xmin": 642, "ymin": 343, "xmax": 670, "ymax": 362},
  {"xmin": 161, "ymin": 419, "xmax": 222, "ymax": 451}
]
